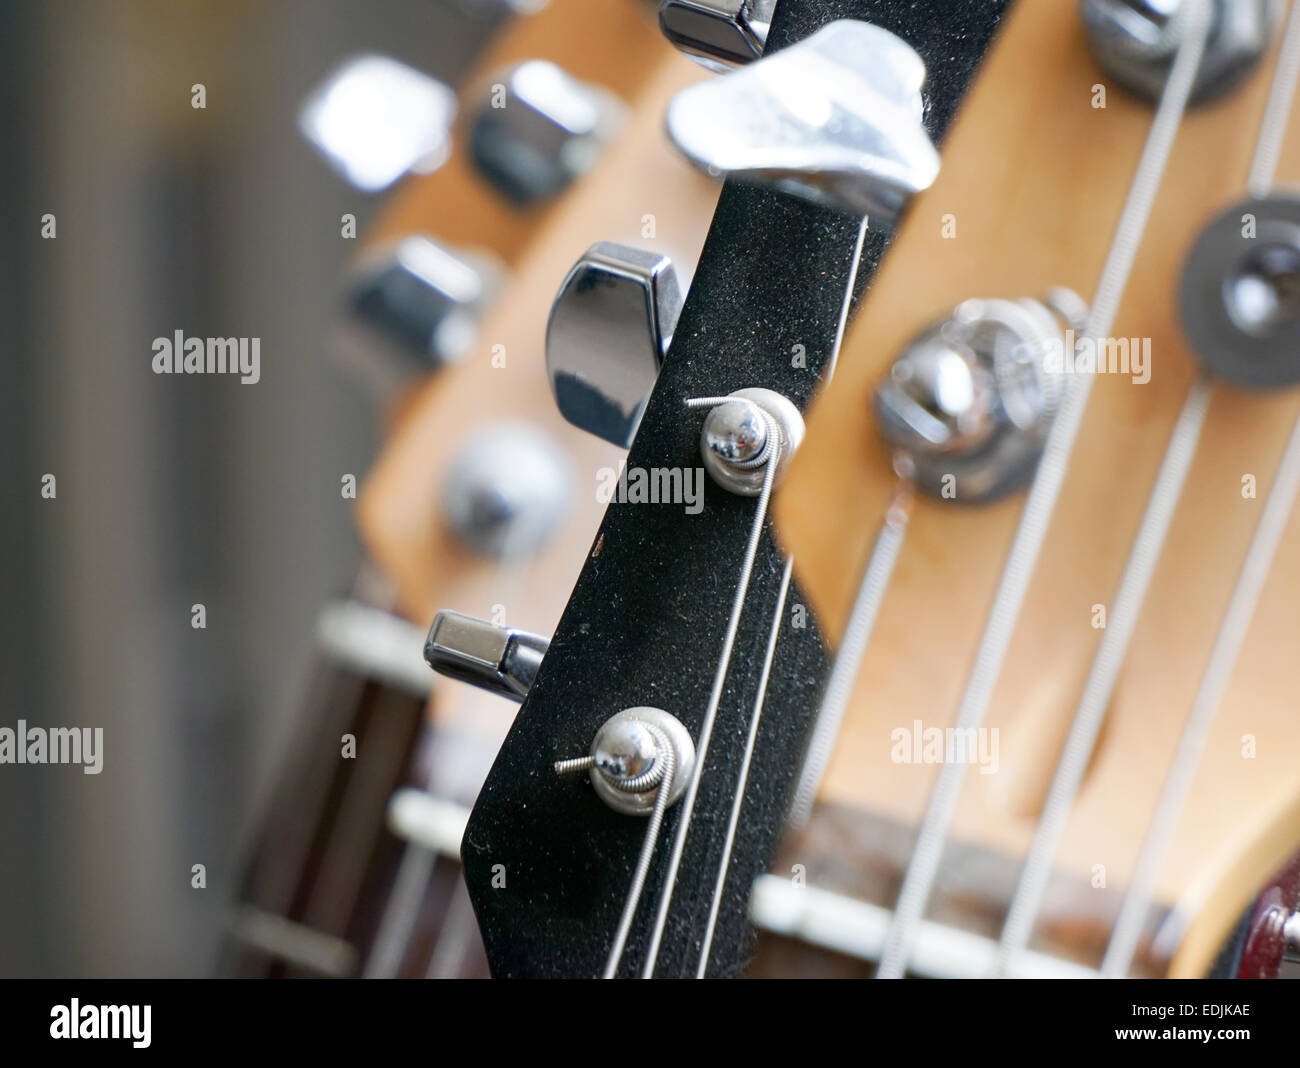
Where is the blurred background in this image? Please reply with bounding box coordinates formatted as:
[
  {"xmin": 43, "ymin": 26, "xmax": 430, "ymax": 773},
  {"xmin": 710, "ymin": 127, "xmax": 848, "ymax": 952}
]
[{"xmin": 0, "ymin": 0, "xmax": 500, "ymax": 977}]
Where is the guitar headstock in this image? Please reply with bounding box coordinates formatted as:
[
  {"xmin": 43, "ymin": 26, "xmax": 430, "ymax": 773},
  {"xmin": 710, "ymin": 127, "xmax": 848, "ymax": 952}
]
[
  {"xmin": 449, "ymin": 0, "xmax": 1013, "ymax": 977},
  {"xmin": 774, "ymin": 0, "xmax": 1300, "ymax": 977}
]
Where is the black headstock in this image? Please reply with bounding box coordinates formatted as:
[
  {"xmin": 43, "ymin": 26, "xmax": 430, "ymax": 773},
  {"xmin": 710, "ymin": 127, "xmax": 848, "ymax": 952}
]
[{"xmin": 460, "ymin": 0, "xmax": 1012, "ymax": 978}]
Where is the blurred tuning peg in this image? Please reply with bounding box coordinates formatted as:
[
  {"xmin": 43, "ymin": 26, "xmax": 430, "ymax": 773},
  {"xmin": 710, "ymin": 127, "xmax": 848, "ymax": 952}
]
[
  {"xmin": 875, "ymin": 289, "xmax": 1087, "ymax": 502},
  {"xmin": 442, "ymin": 423, "xmax": 573, "ymax": 559},
  {"xmin": 1081, "ymin": 0, "xmax": 1281, "ymax": 106},
  {"xmin": 467, "ymin": 60, "xmax": 624, "ymax": 205},
  {"xmin": 424, "ymin": 610, "xmax": 550, "ymax": 702},
  {"xmin": 445, "ymin": 0, "xmax": 551, "ymax": 17},
  {"xmin": 335, "ymin": 234, "xmax": 502, "ymax": 391},
  {"xmin": 658, "ymin": 0, "xmax": 775, "ymax": 71},
  {"xmin": 666, "ymin": 18, "xmax": 939, "ymax": 222},
  {"xmin": 545, "ymin": 242, "xmax": 683, "ymax": 448},
  {"xmin": 299, "ymin": 54, "xmax": 457, "ymax": 192}
]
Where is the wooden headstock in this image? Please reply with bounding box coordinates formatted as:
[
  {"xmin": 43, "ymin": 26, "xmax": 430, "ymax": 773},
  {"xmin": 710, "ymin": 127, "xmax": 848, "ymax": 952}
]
[{"xmin": 774, "ymin": 0, "xmax": 1300, "ymax": 977}]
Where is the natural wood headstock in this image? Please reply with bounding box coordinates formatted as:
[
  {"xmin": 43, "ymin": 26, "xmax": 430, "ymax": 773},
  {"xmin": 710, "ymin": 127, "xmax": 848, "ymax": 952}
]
[
  {"xmin": 354, "ymin": 2, "xmax": 718, "ymax": 765},
  {"xmin": 774, "ymin": 0, "xmax": 1300, "ymax": 977}
]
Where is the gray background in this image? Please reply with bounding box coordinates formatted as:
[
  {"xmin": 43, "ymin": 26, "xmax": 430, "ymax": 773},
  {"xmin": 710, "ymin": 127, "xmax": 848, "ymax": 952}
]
[{"xmin": 0, "ymin": 0, "xmax": 494, "ymax": 977}]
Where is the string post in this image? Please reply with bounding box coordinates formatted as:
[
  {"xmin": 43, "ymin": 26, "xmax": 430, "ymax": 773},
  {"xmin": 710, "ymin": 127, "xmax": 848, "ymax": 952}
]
[
  {"xmin": 553, "ymin": 707, "xmax": 695, "ymax": 817},
  {"xmin": 874, "ymin": 290, "xmax": 1084, "ymax": 503},
  {"xmin": 692, "ymin": 387, "xmax": 805, "ymax": 496}
]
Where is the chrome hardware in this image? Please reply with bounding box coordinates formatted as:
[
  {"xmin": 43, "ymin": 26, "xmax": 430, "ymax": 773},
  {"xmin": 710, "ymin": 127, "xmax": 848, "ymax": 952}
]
[
  {"xmin": 424, "ymin": 610, "xmax": 550, "ymax": 702},
  {"xmin": 339, "ymin": 235, "xmax": 501, "ymax": 381},
  {"xmin": 554, "ymin": 707, "xmax": 696, "ymax": 816},
  {"xmin": 469, "ymin": 60, "xmax": 624, "ymax": 205},
  {"xmin": 1081, "ymin": 0, "xmax": 1281, "ymax": 105},
  {"xmin": 665, "ymin": 19, "xmax": 938, "ymax": 221},
  {"xmin": 699, "ymin": 388, "xmax": 804, "ymax": 496},
  {"xmin": 1181, "ymin": 193, "xmax": 1300, "ymax": 389},
  {"xmin": 299, "ymin": 55, "xmax": 456, "ymax": 191},
  {"xmin": 449, "ymin": 0, "xmax": 551, "ymax": 16},
  {"xmin": 658, "ymin": 0, "xmax": 775, "ymax": 72},
  {"xmin": 875, "ymin": 290, "xmax": 1086, "ymax": 502},
  {"xmin": 546, "ymin": 242, "xmax": 683, "ymax": 447},
  {"xmin": 442, "ymin": 423, "xmax": 573, "ymax": 558}
]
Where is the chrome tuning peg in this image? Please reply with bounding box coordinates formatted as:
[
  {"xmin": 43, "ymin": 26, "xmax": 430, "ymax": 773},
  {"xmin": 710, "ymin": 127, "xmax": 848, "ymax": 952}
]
[
  {"xmin": 299, "ymin": 54, "xmax": 456, "ymax": 192},
  {"xmin": 1081, "ymin": 0, "xmax": 1281, "ymax": 106},
  {"xmin": 1180, "ymin": 193, "xmax": 1300, "ymax": 389},
  {"xmin": 546, "ymin": 242, "xmax": 683, "ymax": 447},
  {"xmin": 448, "ymin": 0, "xmax": 551, "ymax": 16},
  {"xmin": 875, "ymin": 289, "xmax": 1088, "ymax": 502},
  {"xmin": 334, "ymin": 235, "xmax": 502, "ymax": 389},
  {"xmin": 665, "ymin": 18, "xmax": 939, "ymax": 222},
  {"xmin": 442, "ymin": 423, "xmax": 573, "ymax": 558},
  {"xmin": 468, "ymin": 61, "xmax": 624, "ymax": 205},
  {"xmin": 424, "ymin": 611, "xmax": 550, "ymax": 703},
  {"xmin": 658, "ymin": 0, "xmax": 775, "ymax": 71}
]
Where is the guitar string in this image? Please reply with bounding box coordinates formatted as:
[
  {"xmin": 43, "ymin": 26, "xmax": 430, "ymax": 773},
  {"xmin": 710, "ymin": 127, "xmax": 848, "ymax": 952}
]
[
  {"xmin": 695, "ymin": 556, "xmax": 795, "ymax": 976},
  {"xmin": 364, "ymin": 525, "xmax": 537, "ymax": 977},
  {"xmin": 991, "ymin": 370, "xmax": 1213, "ymax": 975},
  {"xmin": 875, "ymin": 0, "xmax": 1213, "ymax": 979},
  {"xmin": 603, "ymin": 723, "xmax": 676, "ymax": 977},
  {"xmin": 639, "ymin": 402, "xmax": 782, "ymax": 977},
  {"xmin": 1248, "ymin": 0, "xmax": 1300, "ymax": 197},
  {"xmin": 826, "ymin": 216, "xmax": 871, "ymax": 382},
  {"xmin": 1100, "ymin": 0, "xmax": 1300, "ymax": 978},
  {"xmin": 789, "ymin": 467, "xmax": 915, "ymax": 827},
  {"xmin": 1102, "ymin": 404, "xmax": 1300, "ymax": 975},
  {"xmin": 996, "ymin": 0, "xmax": 1300, "ymax": 976}
]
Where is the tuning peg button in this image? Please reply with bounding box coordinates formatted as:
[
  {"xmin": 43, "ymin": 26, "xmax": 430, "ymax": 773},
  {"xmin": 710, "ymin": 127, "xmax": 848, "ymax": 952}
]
[
  {"xmin": 424, "ymin": 611, "xmax": 550, "ymax": 703},
  {"xmin": 666, "ymin": 18, "xmax": 939, "ymax": 221},
  {"xmin": 299, "ymin": 55, "xmax": 456, "ymax": 192},
  {"xmin": 658, "ymin": 0, "xmax": 775, "ymax": 71},
  {"xmin": 336, "ymin": 235, "xmax": 501, "ymax": 388},
  {"xmin": 469, "ymin": 61, "xmax": 624, "ymax": 205},
  {"xmin": 546, "ymin": 242, "xmax": 683, "ymax": 447}
]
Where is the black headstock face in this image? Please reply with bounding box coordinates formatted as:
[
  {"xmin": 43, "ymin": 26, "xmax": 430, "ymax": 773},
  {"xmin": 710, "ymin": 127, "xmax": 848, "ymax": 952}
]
[{"xmin": 460, "ymin": 0, "xmax": 1012, "ymax": 978}]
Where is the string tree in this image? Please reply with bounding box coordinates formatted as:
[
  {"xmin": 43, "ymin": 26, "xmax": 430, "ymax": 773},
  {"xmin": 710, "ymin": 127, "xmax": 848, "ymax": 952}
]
[{"xmin": 874, "ymin": 290, "xmax": 1087, "ymax": 502}]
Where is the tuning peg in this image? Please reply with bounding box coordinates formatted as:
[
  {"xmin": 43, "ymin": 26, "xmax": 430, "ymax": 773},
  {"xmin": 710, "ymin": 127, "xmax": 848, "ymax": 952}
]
[
  {"xmin": 468, "ymin": 61, "xmax": 624, "ymax": 205},
  {"xmin": 442, "ymin": 423, "xmax": 573, "ymax": 558},
  {"xmin": 665, "ymin": 19, "xmax": 938, "ymax": 222},
  {"xmin": 299, "ymin": 55, "xmax": 456, "ymax": 192},
  {"xmin": 424, "ymin": 611, "xmax": 550, "ymax": 702},
  {"xmin": 657, "ymin": 0, "xmax": 775, "ymax": 71},
  {"xmin": 545, "ymin": 242, "xmax": 683, "ymax": 447},
  {"xmin": 874, "ymin": 289, "xmax": 1087, "ymax": 502},
  {"xmin": 334, "ymin": 235, "xmax": 502, "ymax": 390},
  {"xmin": 1081, "ymin": 0, "xmax": 1280, "ymax": 106}
]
